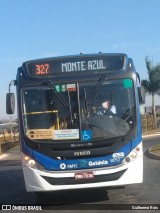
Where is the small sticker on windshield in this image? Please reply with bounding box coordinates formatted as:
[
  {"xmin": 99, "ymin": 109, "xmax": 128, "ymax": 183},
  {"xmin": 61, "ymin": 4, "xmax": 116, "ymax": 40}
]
[
  {"xmin": 66, "ymin": 84, "xmax": 76, "ymax": 91},
  {"xmin": 123, "ymin": 79, "xmax": 133, "ymax": 88},
  {"xmin": 53, "ymin": 129, "xmax": 79, "ymax": 140},
  {"xmin": 82, "ymin": 130, "xmax": 92, "ymax": 141},
  {"xmin": 27, "ymin": 129, "xmax": 53, "ymax": 139},
  {"xmin": 55, "ymin": 84, "xmax": 66, "ymax": 92}
]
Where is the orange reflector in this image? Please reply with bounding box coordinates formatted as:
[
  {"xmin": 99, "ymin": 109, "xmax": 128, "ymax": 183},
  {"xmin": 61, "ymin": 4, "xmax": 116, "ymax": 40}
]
[
  {"xmin": 136, "ymin": 147, "xmax": 140, "ymax": 152},
  {"xmin": 24, "ymin": 156, "xmax": 29, "ymax": 161}
]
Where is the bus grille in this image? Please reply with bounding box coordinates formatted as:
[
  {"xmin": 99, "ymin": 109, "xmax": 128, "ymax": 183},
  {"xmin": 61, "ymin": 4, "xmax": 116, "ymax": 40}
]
[{"xmin": 41, "ymin": 169, "xmax": 127, "ymax": 185}]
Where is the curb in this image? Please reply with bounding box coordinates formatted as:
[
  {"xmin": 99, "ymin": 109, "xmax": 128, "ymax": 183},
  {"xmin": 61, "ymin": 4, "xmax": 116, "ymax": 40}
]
[
  {"xmin": 148, "ymin": 147, "xmax": 160, "ymax": 160},
  {"xmin": 142, "ymin": 132, "xmax": 160, "ymax": 138},
  {"xmin": 144, "ymin": 148, "xmax": 160, "ymax": 160},
  {"xmin": 142, "ymin": 133, "xmax": 160, "ymax": 160}
]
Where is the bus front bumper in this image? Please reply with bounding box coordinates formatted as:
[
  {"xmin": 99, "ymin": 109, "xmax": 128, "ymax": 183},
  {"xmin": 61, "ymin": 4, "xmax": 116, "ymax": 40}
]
[{"xmin": 22, "ymin": 156, "xmax": 143, "ymax": 192}]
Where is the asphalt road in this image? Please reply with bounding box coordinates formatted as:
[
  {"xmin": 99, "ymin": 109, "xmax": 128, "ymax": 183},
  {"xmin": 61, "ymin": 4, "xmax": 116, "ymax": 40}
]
[{"xmin": 0, "ymin": 135, "xmax": 160, "ymax": 212}]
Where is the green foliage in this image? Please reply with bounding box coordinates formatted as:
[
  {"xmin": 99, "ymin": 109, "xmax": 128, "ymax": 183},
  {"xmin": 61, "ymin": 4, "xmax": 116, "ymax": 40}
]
[
  {"xmin": 150, "ymin": 143, "xmax": 160, "ymax": 152},
  {"xmin": 141, "ymin": 56, "xmax": 160, "ymax": 95}
]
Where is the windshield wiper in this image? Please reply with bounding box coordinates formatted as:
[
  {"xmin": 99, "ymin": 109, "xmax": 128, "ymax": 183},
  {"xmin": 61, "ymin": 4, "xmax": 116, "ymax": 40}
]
[
  {"xmin": 45, "ymin": 80, "xmax": 69, "ymax": 108},
  {"xmin": 45, "ymin": 80, "xmax": 74, "ymax": 124},
  {"xmin": 88, "ymin": 75, "xmax": 106, "ymax": 105},
  {"xmin": 67, "ymin": 90, "xmax": 73, "ymax": 124},
  {"xmin": 83, "ymin": 87, "xmax": 89, "ymax": 118}
]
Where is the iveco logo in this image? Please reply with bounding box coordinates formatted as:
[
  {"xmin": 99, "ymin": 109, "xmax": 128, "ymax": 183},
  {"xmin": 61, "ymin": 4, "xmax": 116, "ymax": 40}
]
[{"xmin": 74, "ymin": 151, "xmax": 91, "ymax": 156}]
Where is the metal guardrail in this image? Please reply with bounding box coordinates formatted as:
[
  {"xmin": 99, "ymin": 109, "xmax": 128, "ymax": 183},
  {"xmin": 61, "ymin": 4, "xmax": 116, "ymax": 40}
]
[
  {"xmin": 0, "ymin": 141, "xmax": 19, "ymax": 155},
  {"xmin": 0, "ymin": 133, "xmax": 19, "ymax": 143}
]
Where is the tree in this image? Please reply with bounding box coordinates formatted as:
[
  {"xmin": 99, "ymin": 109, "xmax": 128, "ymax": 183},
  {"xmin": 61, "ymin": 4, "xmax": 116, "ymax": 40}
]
[{"xmin": 141, "ymin": 56, "xmax": 160, "ymax": 129}]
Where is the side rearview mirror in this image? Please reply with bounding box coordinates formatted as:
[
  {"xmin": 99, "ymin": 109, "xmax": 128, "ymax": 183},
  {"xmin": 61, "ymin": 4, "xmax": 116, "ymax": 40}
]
[
  {"xmin": 138, "ymin": 86, "xmax": 145, "ymax": 104},
  {"xmin": 6, "ymin": 93, "xmax": 15, "ymax": 114},
  {"xmin": 136, "ymin": 72, "xmax": 145, "ymax": 105}
]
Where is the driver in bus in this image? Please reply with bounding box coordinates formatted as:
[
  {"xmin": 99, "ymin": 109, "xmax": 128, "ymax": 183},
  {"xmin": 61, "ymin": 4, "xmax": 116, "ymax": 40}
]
[{"xmin": 96, "ymin": 99, "xmax": 116, "ymax": 115}]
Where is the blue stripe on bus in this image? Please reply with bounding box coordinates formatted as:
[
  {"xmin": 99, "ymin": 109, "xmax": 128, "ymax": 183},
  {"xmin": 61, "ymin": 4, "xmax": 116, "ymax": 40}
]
[{"xmin": 32, "ymin": 142, "xmax": 132, "ymax": 171}]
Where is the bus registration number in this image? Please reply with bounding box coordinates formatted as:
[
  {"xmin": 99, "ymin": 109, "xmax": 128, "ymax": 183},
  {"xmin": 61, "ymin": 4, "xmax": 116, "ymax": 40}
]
[{"xmin": 75, "ymin": 172, "xmax": 94, "ymax": 180}]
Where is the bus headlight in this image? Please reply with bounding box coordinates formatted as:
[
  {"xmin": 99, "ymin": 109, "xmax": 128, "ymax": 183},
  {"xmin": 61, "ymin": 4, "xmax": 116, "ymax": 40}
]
[
  {"xmin": 22, "ymin": 153, "xmax": 45, "ymax": 170},
  {"xmin": 130, "ymin": 151, "xmax": 137, "ymax": 158},
  {"xmin": 28, "ymin": 159, "xmax": 36, "ymax": 167},
  {"xmin": 122, "ymin": 144, "xmax": 142, "ymax": 164}
]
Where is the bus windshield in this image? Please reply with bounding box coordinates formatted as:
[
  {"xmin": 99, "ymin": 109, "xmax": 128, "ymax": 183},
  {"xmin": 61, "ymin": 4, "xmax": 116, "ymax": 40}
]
[{"xmin": 22, "ymin": 78, "xmax": 136, "ymax": 142}]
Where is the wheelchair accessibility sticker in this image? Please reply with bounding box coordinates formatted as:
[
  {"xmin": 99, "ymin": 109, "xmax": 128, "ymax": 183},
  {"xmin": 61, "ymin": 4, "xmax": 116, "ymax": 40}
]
[{"xmin": 82, "ymin": 130, "xmax": 92, "ymax": 141}]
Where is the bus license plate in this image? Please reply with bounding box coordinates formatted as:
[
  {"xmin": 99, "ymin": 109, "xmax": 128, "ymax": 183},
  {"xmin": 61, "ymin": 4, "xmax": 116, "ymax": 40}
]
[{"xmin": 75, "ymin": 172, "xmax": 94, "ymax": 180}]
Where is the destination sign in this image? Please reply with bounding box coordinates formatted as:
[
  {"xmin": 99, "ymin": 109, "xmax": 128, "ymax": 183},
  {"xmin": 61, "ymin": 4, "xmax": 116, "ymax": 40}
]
[{"xmin": 24, "ymin": 55, "xmax": 125, "ymax": 78}]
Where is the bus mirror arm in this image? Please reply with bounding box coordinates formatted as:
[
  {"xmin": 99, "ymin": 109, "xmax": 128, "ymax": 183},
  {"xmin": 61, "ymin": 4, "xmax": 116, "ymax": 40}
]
[
  {"xmin": 138, "ymin": 86, "xmax": 145, "ymax": 105},
  {"xmin": 8, "ymin": 80, "xmax": 16, "ymax": 93},
  {"xmin": 136, "ymin": 72, "xmax": 145, "ymax": 104},
  {"xmin": 6, "ymin": 80, "xmax": 16, "ymax": 114}
]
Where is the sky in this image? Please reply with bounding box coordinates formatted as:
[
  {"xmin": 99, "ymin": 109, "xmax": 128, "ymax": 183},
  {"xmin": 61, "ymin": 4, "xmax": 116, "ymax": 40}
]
[{"xmin": 0, "ymin": 0, "xmax": 160, "ymax": 118}]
